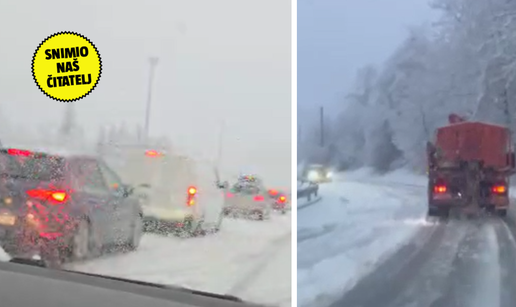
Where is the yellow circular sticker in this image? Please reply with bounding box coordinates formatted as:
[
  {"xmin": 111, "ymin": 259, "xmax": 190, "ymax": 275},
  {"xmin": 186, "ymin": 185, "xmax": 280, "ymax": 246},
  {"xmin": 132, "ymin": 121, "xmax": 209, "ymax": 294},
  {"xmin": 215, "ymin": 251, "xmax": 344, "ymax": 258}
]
[{"xmin": 32, "ymin": 31, "xmax": 102, "ymax": 102}]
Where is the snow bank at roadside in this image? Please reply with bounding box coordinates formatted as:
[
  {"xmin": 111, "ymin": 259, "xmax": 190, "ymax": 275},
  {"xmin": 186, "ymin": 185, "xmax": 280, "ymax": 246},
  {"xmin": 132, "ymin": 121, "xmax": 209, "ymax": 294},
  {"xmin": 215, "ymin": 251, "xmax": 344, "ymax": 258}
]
[{"xmin": 297, "ymin": 168, "xmax": 429, "ymax": 307}]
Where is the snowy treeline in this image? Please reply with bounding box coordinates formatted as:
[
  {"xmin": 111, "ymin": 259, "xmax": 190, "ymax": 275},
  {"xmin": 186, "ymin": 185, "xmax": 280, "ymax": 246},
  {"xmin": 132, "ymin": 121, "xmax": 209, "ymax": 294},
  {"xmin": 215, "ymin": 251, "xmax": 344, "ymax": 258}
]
[
  {"xmin": 0, "ymin": 103, "xmax": 172, "ymax": 154},
  {"xmin": 301, "ymin": 0, "xmax": 516, "ymax": 173}
]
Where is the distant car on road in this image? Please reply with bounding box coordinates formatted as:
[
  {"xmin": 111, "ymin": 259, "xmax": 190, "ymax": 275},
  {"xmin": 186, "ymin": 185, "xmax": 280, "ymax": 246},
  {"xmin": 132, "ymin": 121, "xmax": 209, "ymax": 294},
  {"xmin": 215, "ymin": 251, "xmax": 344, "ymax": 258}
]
[
  {"xmin": 223, "ymin": 175, "xmax": 271, "ymax": 220},
  {"xmin": 302, "ymin": 164, "xmax": 333, "ymax": 183},
  {"xmin": 0, "ymin": 147, "xmax": 143, "ymax": 268}
]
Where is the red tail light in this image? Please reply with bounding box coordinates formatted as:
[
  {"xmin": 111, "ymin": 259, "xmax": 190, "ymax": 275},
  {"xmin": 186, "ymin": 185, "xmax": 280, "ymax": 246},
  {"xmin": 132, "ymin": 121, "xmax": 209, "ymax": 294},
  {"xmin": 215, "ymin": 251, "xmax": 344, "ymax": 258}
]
[
  {"xmin": 7, "ymin": 148, "xmax": 31, "ymax": 156},
  {"xmin": 226, "ymin": 192, "xmax": 234, "ymax": 198},
  {"xmin": 492, "ymin": 185, "xmax": 507, "ymax": 194},
  {"xmin": 279, "ymin": 195, "xmax": 286, "ymax": 203},
  {"xmin": 254, "ymin": 195, "xmax": 264, "ymax": 201},
  {"xmin": 145, "ymin": 150, "xmax": 162, "ymax": 157},
  {"xmin": 187, "ymin": 186, "xmax": 197, "ymax": 206},
  {"xmin": 269, "ymin": 189, "xmax": 278, "ymax": 196},
  {"xmin": 188, "ymin": 187, "xmax": 197, "ymax": 195},
  {"xmin": 434, "ymin": 185, "xmax": 447, "ymax": 193},
  {"xmin": 26, "ymin": 189, "xmax": 68, "ymax": 204}
]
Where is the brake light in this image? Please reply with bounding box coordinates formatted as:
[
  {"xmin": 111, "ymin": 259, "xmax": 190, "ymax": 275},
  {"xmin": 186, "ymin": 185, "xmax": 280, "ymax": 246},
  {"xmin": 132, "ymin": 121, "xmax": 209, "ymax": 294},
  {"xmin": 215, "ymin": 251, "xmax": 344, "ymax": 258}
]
[
  {"xmin": 26, "ymin": 189, "xmax": 68, "ymax": 204},
  {"xmin": 226, "ymin": 192, "xmax": 234, "ymax": 198},
  {"xmin": 279, "ymin": 195, "xmax": 286, "ymax": 203},
  {"xmin": 188, "ymin": 187, "xmax": 197, "ymax": 195},
  {"xmin": 254, "ymin": 195, "xmax": 264, "ymax": 201},
  {"xmin": 145, "ymin": 150, "xmax": 162, "ymax": 157},
  {"xmin": 51, "ymin": 192, "xmax": 67, "ymax": 202},
  {"xmin": 187, "ymin": 186, "xmax": 197, "ymax": 206},
  {"xmin": 434, "ymin": 185, "xmax": 447, "ymax": 193},
  {"xmin": 492, "ymin": 185, "xmax": 507, "ymax": 194},
  {"xmin": 7, "ymin": 148, "xmax": 31, "ymax": 156},
  {"xmin": 269, "ymin": 189, "xmax": 278, "ymax": 196}
]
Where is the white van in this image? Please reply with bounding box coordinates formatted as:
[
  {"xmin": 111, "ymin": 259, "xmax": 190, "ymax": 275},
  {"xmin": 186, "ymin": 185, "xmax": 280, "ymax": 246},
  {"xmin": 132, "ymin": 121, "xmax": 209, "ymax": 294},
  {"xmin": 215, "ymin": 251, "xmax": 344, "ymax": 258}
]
[{"xmin": 99, "ymin": 144, "xmax": 225, "ymax": 236}]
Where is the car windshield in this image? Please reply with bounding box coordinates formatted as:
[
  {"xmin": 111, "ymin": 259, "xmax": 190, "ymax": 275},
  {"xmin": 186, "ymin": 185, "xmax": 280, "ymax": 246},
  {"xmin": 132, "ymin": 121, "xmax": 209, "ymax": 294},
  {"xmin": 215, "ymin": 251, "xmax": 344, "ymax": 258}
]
[{"xmin": 1, "ymin": 1, "xmax": 291, "ymax": 306}]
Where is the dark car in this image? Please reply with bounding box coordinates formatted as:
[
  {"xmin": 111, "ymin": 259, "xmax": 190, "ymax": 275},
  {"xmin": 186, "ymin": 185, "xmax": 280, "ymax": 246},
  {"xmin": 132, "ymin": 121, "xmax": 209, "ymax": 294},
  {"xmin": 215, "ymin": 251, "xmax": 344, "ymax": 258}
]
[
  {"xmin": 297, "ymin": 179, "xmax": 319, "ymax": 201},
  {"xmin": 0, "ymin": 147, "xmax": 143, "ymax": 267}
]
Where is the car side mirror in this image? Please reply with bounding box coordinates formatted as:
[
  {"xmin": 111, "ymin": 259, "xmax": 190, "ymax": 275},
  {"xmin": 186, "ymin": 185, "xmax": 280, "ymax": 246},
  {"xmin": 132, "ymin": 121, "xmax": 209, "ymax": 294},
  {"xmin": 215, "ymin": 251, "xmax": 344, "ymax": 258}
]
[
  {"xmin": 124, "ymin": 183, "xmax": 151, "ymax": 197},
  {"xmin": 217, "ymin": 181, "xmax": 228, "ymax": 189},
  {"xmin": 112, "ymin": 184, "xmax": 133, "ymax": 198}
]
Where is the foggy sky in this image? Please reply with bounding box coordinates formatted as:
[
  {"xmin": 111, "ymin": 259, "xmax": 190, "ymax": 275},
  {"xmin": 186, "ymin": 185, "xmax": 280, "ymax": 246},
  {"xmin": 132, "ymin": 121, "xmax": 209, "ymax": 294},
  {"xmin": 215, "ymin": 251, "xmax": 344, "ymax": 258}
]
[
  {"xmin": 0, "ymin": 0, "xmax": 291, "ymax": 188},
  {"xmin": 298, "ymin": 0, "xmax": 438, "ymax": 123}
]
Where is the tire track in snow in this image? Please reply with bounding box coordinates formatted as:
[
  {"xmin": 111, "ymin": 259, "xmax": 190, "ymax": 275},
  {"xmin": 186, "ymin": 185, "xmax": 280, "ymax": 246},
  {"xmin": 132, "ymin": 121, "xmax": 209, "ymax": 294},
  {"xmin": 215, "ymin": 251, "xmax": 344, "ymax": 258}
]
[
  {"xmin": 493, "ymin": 220, "xmax": 516, "ymax": 307},
  {"xmin": 228, "ymin": 230, "xmax": 291, "ymax": 296},
  {"xmin": 497, "ymin": 212, "xmax": 516, "ymax": 307},
  {"xmin": 328, "ymin": 221, "xmax": 447, "ymax": 307},
  {"xmin": 428, "ymin": 221, "xmax": 500, "ymax": 307},
  {"xmin": 328, "ymin": 178, "xmax": 516, "ymax": 307}
]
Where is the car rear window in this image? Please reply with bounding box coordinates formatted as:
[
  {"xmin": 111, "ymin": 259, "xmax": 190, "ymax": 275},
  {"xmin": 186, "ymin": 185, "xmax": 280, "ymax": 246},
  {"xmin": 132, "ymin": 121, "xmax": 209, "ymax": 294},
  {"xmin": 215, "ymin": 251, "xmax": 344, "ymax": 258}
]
[
  {"xmin": 231, "ymin": 183, "xmax": 261, "ymax": 195},
  {"xmin": 0, "ymin": 151, "xmax": 65, "ymax": 181}
]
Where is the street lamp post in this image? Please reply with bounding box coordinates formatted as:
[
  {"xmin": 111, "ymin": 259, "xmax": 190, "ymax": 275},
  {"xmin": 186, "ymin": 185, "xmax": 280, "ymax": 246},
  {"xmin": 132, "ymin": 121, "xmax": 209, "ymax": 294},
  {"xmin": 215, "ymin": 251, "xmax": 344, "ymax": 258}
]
[{"xmin": 144, "ymin": 56, "xmax": 159, "ymax": 142}]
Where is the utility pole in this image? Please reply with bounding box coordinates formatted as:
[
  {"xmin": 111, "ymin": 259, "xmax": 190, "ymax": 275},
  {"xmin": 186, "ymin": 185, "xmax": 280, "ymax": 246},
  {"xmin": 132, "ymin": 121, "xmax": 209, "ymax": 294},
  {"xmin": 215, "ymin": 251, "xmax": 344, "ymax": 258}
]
[
  {"xmin": 320, "ymin": 106, "xmax": 325, "ymax": 147},
  {"xmin": 144, "ymin": 56, "xmax": 159, "ymax": 142},
  {"xmin": 216, "ymin": 120, "xmax": 225, "ymax": 168}
]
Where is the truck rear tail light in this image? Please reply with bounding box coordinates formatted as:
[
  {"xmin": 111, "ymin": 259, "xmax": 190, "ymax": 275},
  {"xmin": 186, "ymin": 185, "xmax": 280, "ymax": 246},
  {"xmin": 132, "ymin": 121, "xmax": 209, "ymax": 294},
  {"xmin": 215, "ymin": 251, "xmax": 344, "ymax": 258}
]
[
  {"xmin": 492, "ymin": 185, "xmax": 507, "ymax": 194},
  {"xmin": 434, "ymin": 185, "xmax": 447, "ymax": 193}
]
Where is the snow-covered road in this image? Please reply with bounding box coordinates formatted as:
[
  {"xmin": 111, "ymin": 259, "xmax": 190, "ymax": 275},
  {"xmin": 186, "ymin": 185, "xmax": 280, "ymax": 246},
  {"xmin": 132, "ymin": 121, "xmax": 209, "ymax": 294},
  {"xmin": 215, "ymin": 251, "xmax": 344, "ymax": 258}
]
[
  {"xmin": 66, "ymin": 214, "xmax": 291, "ymax": 307},
  {"xmin": 298, "ymin": 169, "xmax": 516, "ymax": 307}
]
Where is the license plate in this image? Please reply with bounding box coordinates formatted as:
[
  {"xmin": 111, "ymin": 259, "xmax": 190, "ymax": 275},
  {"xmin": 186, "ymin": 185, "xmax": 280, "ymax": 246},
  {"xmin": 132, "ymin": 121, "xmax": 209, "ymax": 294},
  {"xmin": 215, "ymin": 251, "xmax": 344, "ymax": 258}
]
[
  {"xmin": 433, "ymin": 194, "xmax": 451, "ymax": 200},
  {"xmin": 0, "ymin": 215, "xmax": 15, "ymax": 226}
]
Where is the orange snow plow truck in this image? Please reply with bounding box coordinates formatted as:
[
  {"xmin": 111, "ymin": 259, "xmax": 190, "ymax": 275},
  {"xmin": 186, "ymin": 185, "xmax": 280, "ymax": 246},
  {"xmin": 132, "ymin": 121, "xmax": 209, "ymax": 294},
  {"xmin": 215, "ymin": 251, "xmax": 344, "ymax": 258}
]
[{"xmin": 426, "ymin": 114, "xmax": 516, "ymax": 218}]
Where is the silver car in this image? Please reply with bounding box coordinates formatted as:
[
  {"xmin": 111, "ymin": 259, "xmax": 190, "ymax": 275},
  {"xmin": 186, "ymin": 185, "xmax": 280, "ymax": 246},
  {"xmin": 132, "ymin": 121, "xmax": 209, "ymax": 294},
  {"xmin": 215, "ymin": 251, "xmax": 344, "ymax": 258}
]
[{"xmin": 222, "ymin": 179, "xmax": 271, "ymax": 220}]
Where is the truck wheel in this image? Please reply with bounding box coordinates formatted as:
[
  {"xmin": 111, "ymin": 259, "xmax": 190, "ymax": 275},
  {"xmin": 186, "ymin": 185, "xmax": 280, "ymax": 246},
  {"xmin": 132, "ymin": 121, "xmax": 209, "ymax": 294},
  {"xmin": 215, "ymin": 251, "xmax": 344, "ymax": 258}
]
[
  {"xmin": 127, "ymin": 213, "xmax": 143, "ymax": 250},
  {"xmin": 71, "ymin": 219, "xmax": 91, "ymax": 261},
  {"xmin": 497, "ymin": 209, "xmax": 507, "ymax": 217},
  {"xmin": 252, "ymin": 210, "xmax": 264, "ymax": 221},
  {"xmin": 40, "ymin": 245, "xmax": 63, "ymax": 269},
  {"xmin": 212, "ymin": 213, "xmax": 223, "ymax": 233},
  {"xmin": 190, "ymin": 220, "xmax": 206, "ymax": 237}
]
